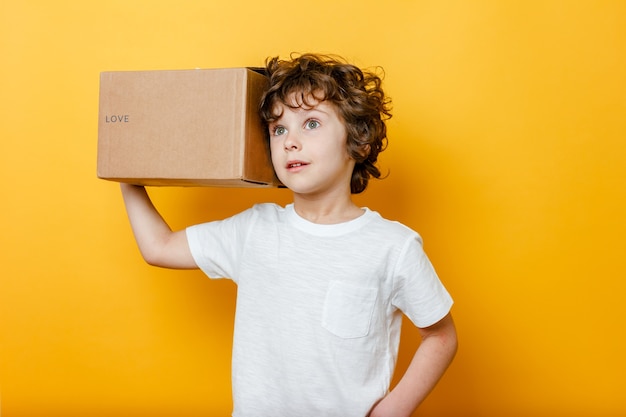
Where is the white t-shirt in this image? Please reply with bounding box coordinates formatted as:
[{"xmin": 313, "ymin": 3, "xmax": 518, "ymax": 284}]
[{"xmin": 186, "ymin": 203, "xmax": 453, "ymax": 417}]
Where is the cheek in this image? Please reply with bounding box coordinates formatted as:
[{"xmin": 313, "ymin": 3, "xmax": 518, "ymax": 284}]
[{"xmin": 270, "ymin": 142, "xmax": 282, "ymax": 167}]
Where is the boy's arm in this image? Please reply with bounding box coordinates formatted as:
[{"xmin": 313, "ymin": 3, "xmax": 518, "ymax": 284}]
[
  {"xmin": 369, "ymin": 313, "xmax": 458, "ymax": 417},
  {"xmin": 120, "ymin": 183, "xmax": 197, "ymax": 269}
]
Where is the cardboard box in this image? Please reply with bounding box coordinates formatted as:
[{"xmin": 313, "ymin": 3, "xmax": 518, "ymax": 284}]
[{"xmin": 97, "ymin": 68, "xmax": 280, "ymax": 187}]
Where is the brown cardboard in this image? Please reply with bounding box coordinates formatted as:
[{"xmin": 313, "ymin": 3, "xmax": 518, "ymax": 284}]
[{"xmin": 97, "ymin": 68, "xmax": 280, "ymax": 187}]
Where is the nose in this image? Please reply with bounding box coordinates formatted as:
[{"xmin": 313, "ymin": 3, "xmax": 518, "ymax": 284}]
[{"xmin": 283, "ymin": 130, "xmax": 301, "ymax": 151}]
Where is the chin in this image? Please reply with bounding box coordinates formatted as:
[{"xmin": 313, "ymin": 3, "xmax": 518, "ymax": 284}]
[{"xmin": 281, "ymin": 182, "xmax": 316, "ymax": 195}]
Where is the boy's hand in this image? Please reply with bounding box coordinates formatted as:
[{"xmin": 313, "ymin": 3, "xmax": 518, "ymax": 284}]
[
  {"xmin": 368, "ymin": 313, "xmax": 457, "ymax": 417},
  {"xmin": 367, "ymin": 396, "xmax": 408, "ymax": 417}
]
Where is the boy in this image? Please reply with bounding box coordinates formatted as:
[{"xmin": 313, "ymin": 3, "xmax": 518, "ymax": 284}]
[{"xmin": 120, "ymin": 53, "xmax": 457, "ymax": 417}]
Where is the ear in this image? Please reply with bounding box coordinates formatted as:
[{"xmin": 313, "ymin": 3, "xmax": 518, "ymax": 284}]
[{"xmin": 359, "ymin": 143, "xmax": 371, "ymax": 158}]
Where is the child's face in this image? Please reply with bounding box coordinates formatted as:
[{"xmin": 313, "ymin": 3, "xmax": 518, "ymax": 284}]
[{"xmin": 268, "ymin": 94, "xmax": 355, "ymax": 198}]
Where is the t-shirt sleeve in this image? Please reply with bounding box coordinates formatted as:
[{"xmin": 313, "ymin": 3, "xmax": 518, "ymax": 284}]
[
  {"xmin": 185, "ymin": 207, "xmax": 256, "ymax": 283},
  {"xmin": 391, "ymin": 234, "xmax": 453, "ymax": 328}
]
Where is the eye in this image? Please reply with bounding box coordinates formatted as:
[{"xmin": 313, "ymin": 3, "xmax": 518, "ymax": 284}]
[
  {"xmin": 272, "ymin": 125, "xmax": 287, "ymax": 136},
  {"xmin": 305, "ymin": 119, "xmax": 320, "ymax": 130}
]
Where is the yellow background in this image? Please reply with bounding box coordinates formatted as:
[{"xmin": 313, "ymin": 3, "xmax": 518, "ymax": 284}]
[{"xmin": 1, "ymin": 1, "xmax": 625, "ymax": 416}]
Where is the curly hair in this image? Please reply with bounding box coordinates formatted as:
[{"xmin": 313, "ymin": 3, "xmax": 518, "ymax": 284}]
[{"xmin": 259, "ymin": 53, "xmax": 392, "ymax": 194}]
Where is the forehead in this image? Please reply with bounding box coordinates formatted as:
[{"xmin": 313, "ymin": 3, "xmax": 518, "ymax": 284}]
[{"xmin": 270, "ymin": 91, "xmax": 335, "ymax": 118}]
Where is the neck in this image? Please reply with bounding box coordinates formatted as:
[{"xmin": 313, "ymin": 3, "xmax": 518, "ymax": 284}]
[{"xmin": 292, "ymin": 193, "xmax": 363, "ymax": 224}]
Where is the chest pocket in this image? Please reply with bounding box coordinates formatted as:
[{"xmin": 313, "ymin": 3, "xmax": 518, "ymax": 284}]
[{"xmin": 322, "ymin": 281, "xmax": 378, "ymax": 339}]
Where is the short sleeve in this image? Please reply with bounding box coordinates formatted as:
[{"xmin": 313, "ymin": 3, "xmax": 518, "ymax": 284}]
[
  {"xmin": 186, "ymin": 207, "xmax": 257, "ymax": 283},
  {"xmin": 391, "ymin": 235, "xmax": 453, "ymax": 328}
]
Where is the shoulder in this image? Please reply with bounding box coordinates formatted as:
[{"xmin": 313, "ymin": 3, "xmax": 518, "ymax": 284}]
[
  {"xmin": 250, "ymin": 202, "xmax": 284, "ymax": 215},
  {"xmin": 365, "ymin": 209, "xmax": 424, "ymax": 246},
  {"xmin": 187, "ymin": 203, "xmax": 282, "ymax": 234},
  {"xmin": 211, "ymin": 202, "xmax": 285, "ymax": 223},
  {"xmin": 186, "ymin": 203, "xmax": 285, "ymax": 249},
  {"xmin": 247, "ymin": 202, "xmax": 290, "ymax": 223}
]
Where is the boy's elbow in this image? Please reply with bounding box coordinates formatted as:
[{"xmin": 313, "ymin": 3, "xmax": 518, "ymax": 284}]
[
  {"xmin": 138, "ymin": 235, "xmax": 196, "ymax": 270},
  {"xmin": 444, "ymin": 319, "xmax": 459, "ymax": 364},
  {"xmin": 448, "ymin": 328, "xmax": 459, "ymax": 359},
  {"xmin": 443, "ymin": 315, "xmax": 459, "ymax": 355},
  {"xmin": 138, "ymin": 243, "xmax": 170, "ymax": 267},
  {"xmin": 140, "ymin": 248, "xmax": 163, "ymax": 267}
]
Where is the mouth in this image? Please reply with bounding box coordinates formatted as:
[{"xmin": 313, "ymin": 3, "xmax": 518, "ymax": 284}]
[{"xmin": 286, "ymin": 161, "xmax": 309, "ymax": 169}]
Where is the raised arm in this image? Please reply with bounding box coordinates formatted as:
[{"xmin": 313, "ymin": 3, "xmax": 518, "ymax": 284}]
[
  {"xmin": 120, "ymin": 183, "xmax": 197, "ymax": 269},
  {"xmin": 369, "ymin": 313, "xmax": 458, "ymax": 417}
]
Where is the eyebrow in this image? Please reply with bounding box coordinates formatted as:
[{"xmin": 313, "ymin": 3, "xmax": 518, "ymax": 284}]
[{"xmin": 270, "ymin": 104, "xmax": 331, "ymax": 123}]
